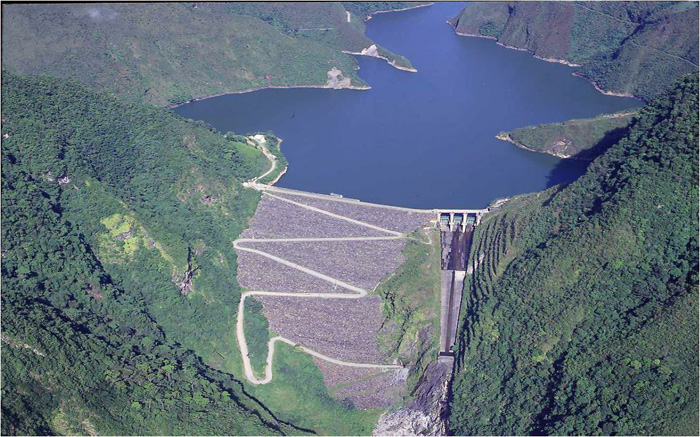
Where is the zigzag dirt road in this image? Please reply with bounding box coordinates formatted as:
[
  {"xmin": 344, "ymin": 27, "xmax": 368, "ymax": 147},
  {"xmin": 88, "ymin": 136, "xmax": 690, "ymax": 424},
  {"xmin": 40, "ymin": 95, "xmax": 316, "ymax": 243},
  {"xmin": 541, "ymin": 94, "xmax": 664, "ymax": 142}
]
[{"xmin": 234, "ymin": 192, "xmax": 410, "ymax": 385}]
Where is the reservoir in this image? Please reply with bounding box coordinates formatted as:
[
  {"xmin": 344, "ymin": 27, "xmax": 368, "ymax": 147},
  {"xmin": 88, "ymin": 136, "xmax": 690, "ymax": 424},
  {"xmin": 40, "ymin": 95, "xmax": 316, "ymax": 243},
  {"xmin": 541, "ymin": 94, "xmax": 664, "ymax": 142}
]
[{"xmin": 174, "ymin": 2, "xmax": 642, "ymax": 208}]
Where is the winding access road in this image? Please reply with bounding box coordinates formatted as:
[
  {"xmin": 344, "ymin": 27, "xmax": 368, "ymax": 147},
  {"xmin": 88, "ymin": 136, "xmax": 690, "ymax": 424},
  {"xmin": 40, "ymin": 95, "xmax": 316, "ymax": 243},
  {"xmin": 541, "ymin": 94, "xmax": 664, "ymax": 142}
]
[
  {"xmin": 234, "ymin": 192, "xmax": 409, "ymax": 385},
  {"xmin": 249, "ymin": 137, "xmax": 278, "ymax": 183}
]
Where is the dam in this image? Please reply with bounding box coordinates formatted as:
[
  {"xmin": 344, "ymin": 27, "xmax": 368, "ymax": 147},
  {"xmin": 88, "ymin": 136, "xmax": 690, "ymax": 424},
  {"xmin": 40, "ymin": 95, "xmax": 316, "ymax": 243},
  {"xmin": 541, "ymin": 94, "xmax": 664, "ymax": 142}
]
[
  {"xmin": 245, "ymin": 182, "xmax": 486, "ymax": 363},
  {"xmin": 238, "ymin": 178, "xmax": 488, "ymax": 432},
  {"xmin": 437, "ymin": 211, "xmax": 479, "ymax": 357}
]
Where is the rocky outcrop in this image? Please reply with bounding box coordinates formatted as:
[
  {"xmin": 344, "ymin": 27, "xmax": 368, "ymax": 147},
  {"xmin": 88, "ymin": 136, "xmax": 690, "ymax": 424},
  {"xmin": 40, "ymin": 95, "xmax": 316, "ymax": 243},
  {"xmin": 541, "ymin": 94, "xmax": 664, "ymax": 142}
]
[
  {"xmin": 360, "ymin": 44, "xmax": 380, "ymax": 57},
  {"xmin": 342, "ymin": 45, "xmax": 418, "ymax": 73},
  {"xmin": 172, "ymin": 246, "xmax": 198, "ymax": 295},
  {"xmin": 326, "ymin": 67, "xmax": 352, "ymax": 89},
  {"xmin": 373, "ymin": 357, "xmax": 453, "ymax": 436},
  {"xmin": 2, "ymin": 334, "xmax": 46, "ymax": 357}
]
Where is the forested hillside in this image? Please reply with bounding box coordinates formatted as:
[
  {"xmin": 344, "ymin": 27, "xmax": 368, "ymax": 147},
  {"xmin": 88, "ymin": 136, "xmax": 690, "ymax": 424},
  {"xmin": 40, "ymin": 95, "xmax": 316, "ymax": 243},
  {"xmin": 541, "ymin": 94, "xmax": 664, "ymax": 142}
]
[
  {"xmin": 0, "ymin": 72, "xmax": 292, "ymax": 434},
  {"xmin": 450, "ymin": 75, "xmax": 699, "ymax": 435},
  {"xmin": 450, "ymin": 2, "xmax": 698, "ymax": 101},
  {"xmin": 1, "ymin": 2, "xmax": 419, "ymax": 106},
  {"xmin": 342, "ymin": 2, "xmax": 429, "ymax": 19},
  {"xmin": 499, "ymin": 111, "xmax": 637, "ymax": 160}
]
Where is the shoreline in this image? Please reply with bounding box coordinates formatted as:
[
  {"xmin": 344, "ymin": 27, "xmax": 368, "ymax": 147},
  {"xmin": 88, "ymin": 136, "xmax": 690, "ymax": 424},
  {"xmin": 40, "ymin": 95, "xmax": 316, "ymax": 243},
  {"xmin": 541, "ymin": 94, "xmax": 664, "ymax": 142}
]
[
  {"xmin": 347, "ymin": 3, "xmax": 435, "ymax": 72},
  {"xmin": 166, "ymin": 83, "xmax": 371, "ymax": 109},
  {"xmin": 168, "ymin": 5, "xmax": 434, "ymax": 109},
  {"xmin": 495, "ymin": 133, "xmax": 541, "ymax": 154},
  {"xmin": 248, "ymin": 135, "xmax": 289, "ymax": 186},
  {"xmin": 572, "ymin": 73, "xmax": 639, "ymax": 99},
  {"xmin": 450, "ymin": 24, "xmax": 643, "ymax": 100},
  {"xmin": 595, "ymin": 110, "xmax": 639, "ymax": 120},
  {"xmin": 341, "ymin": 50, "xmax": 418, "ymax": 72},
  {"xmin": 268, "ymin": 165, "xmax": 287, "ymax": 186},
  {"xmin": 533, "ymin": 54, "xmax": 582, "ymax": 67},
  {"xmin": 495, "ymin": 133, "xmax": 585, "ymax": 160},
  {"xmin": 266, "ymin": 138, "xmax": 287, "ymax": 186},
  {"xmin": 454, "ymin": 29, "xmax": 497, "ymax": 40},
  {"xmin": 496, "ymin": 109, "xmax": 638, "ymax": 160},
  {"xmin": 453, "ymin": 26, "xmax": 579, "ymax": 66},
  {"xmin": 365, "ymin": 2, "xmax": 434, "ymax": 20}
]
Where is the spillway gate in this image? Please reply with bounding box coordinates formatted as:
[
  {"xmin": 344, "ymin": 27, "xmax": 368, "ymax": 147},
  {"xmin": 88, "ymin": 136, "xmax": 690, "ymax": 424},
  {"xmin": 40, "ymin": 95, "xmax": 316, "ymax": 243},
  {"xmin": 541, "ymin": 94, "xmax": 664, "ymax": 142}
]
[{"xmin": 437, "ymin": 210, "xmax": 480, "ymax": 355}]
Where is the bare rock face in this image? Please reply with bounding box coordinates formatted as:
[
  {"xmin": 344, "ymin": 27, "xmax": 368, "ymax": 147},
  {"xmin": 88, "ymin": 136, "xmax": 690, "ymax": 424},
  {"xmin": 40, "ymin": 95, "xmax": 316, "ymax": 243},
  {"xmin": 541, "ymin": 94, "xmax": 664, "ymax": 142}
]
[
  {"xmin": 373, "ymin": 358, "xmax": 453, "ymax": 436},
  {"xmin": 172, "ymin": 246, "xmax": 199, "ymax": 295},
  {"xmin": 326, "ymin": 67, "xmax": 352, "ymax": 89},
  {"xmin": 361, "ymin": 44, "xmax": 380, "ymax": 57}
]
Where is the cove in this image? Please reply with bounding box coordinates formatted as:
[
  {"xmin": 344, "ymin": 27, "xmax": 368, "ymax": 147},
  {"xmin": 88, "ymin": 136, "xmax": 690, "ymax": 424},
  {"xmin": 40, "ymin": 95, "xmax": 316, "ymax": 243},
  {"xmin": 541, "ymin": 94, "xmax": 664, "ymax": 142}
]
[{"xmin": 174, "ymin": 2, "xmax": 642, "ymax": 209}]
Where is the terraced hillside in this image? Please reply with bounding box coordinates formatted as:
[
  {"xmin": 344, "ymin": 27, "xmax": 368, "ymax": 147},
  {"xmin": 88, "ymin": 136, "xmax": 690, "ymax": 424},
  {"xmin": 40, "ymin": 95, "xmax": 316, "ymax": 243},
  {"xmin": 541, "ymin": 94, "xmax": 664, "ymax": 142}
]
[
  {"xmin": 450, "ymin": 75, "xmax": 699, "ymax": 435},
  {"xmin": 1, "ymin": 2, "xmax": 421, "ymax": 106},
  {"xmin": 450, "ymin": 2, "xmax": 699, "ymax": 100},
  {"xmin": 234, "ymin": 187, "xmax": 440, "ymax": 430}
]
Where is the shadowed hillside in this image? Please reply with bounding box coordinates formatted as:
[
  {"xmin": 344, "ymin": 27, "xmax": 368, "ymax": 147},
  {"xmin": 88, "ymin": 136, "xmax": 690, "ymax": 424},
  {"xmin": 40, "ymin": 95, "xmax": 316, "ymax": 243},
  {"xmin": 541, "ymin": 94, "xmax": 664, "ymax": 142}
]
[
  {"xmin": 450, "ymin": 2, "xmax": 698, "ymax": 101},
  {"xmin": 499, "ymin": 111, "xmax": 638, "ymax": 160},
  {"xmin": 0, "ymin": 72, "xmax": 295, "ymax": 435},
  {"xmin": 450, "ymin": 74, "xmax": 699, "ymax": 435}
]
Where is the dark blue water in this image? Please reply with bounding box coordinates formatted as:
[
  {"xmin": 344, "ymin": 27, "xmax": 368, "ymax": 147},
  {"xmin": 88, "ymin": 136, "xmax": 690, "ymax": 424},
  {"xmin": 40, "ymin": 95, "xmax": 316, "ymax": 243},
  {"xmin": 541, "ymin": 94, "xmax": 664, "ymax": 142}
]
[{"xmin": 174, "ymin": 2, "xmax": 642, "ymax": 208}]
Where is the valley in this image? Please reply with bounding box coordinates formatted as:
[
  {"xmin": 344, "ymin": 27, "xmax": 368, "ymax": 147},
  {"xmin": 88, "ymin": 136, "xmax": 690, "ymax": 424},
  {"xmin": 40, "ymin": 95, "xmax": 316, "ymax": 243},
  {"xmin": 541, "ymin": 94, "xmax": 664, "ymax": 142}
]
[{"xmin": 1, "ymin": 2, "xmax": 697, "ymax": 436}]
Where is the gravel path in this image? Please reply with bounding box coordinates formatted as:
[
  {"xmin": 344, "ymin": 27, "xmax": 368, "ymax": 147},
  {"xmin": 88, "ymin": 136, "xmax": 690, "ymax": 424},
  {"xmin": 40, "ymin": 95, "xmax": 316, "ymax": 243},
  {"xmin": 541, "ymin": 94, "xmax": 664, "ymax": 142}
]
[
  {"xmin": 272, "ymin": 191, "xmax": 434, "ymax": 233},
  {"xmin": 244, "ymin": 239, "xmax": 407, "ymax": 290},
  {"xmin": 234, "ymin": 194, "xmax": 417, "ymax": 385},
  {"xmin": 243, "ymin": 194, "xmax": 388, "ymax": 239}
]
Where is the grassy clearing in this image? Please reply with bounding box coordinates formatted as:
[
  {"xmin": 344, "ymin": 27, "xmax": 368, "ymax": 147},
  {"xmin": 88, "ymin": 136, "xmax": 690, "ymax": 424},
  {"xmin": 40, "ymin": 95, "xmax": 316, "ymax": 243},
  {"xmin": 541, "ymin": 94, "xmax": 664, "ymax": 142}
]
[
  {"xmin": 243, "ymin": 297, "xmax": 271, "ymax": 376},
  {"xmin": 247, "ymin": 343, "xmax": 383, "ymax": 435},
  {"xmin": 256, "ymin": 134, "xmax": 289, "ymax": 185}
]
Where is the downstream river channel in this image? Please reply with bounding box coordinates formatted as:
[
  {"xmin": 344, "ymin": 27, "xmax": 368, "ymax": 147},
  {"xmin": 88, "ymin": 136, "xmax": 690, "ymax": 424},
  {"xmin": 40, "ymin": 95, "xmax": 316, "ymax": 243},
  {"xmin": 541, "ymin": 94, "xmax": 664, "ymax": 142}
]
[{"xmin": 175, "ymin": 2, "xmax": 642, "ymax": 208}]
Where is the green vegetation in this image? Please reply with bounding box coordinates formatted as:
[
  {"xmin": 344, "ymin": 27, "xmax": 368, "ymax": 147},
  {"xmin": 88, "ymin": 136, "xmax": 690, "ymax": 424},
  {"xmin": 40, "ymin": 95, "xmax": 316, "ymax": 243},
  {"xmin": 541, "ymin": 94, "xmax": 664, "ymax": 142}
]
[
  {"xmin": 343, "ymin": 2, "xmax": 429, "ymax": 19},
  {"xmin": 376, "ymin": 230, "xmax": 441, "ymax": 388},
  {"xmin": 1, "ymin": 72, "xmax": 291, "ymax": 434},
  {"xmin": 243, "ymin": 298, "xmax": 272, "ymax": 375},
  {"xmin": 500, "ymin": 111, "xmax": 637, "ymax": 160},
  {"xmin": 223, "ymin": 2, "xmax": 415, "ymax": 71},
  {"xmin": 0, "ymin": 69, "xmax": 402, "ymax": 436},
  {"xmin": 256, "ymin": 133, "xmax": 289, "ymax": 185},
  {"xmin": 450, "ymin": 2, "xmax": 698, "ymax": 100},
  {"xmin": 246, "ymin": 343, "xmax": 383, "ymax": 435},
  {"xmin": 450, "ymin": 75, "xmax": 699, "ymax": 435},
  {"xmin": 2, "ymin": 3, "xmax": 417, "ymax": 106},
  {"xmin": 4, "ymin": 2, "xmax": 697, "ymax": 434}
]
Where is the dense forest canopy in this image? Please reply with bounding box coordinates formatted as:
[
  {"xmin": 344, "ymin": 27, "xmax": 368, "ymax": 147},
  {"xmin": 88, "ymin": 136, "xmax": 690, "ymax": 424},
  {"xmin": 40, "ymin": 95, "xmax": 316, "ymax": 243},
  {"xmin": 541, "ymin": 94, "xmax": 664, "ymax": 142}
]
[
  {"xmin": 450, "ymin": 2, "xmax": 699, "ymax": 100},
  {"xmin": 0, "ymin": 72, "xmax": 293, "ymax": 435},
  {"xmin": 450, "ymin": 74, "xmax": 699, "ymax": 435},
  {"xmin": 1, "ymin": 2, "xmax": 419, "ymax": 106}
]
